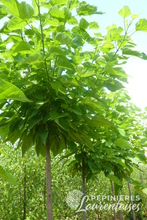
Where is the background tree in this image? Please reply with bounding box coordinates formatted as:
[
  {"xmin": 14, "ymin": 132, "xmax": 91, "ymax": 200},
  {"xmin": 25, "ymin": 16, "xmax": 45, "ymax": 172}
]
[{"xmin": 0, "ymin": 0, "xmax": 147, "ymax": 219}]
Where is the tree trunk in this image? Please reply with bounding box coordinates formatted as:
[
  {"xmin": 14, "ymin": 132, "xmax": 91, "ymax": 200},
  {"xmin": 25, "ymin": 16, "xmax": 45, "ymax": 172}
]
[
  {"xmin": 62, "ymin": 171, "xmax": 67, "ymax": 219},
  {"xmin": 127, "ymin": 178, "xmax": 136, "ymax": 220},
  {"xmin": 140, "ymin": 168, "xmax": 143, "ymax": 183},
  {"xmin": 43, "ymin": 180, "xmax": 46, "ymax": 212},
  {"xmin": 117, "ymin": 194, "xmax": 122, "ymax": 220},
  {"xmin": 19, "ymin": 165, "xmax": 22, "ymax": 217},
  {"xmin": 23, "ymin": 164, "xmax": 26, "ymax": 220},
  {"xmin": 82, "ymin": 152, "xmax": 86, "ymax": 220},
  {"xmin": 46, "ymin": 144, "xmax": 53, "ymax": 220},
  {"xmin": 110, "ymin": 180, "xmax": 117, "ymax": 220}
]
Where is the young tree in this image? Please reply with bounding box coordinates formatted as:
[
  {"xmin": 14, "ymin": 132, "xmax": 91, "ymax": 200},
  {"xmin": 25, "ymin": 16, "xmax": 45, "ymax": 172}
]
[{"xmin": 0, "ymin": 0, "xmax": 147, "ymax": 219}]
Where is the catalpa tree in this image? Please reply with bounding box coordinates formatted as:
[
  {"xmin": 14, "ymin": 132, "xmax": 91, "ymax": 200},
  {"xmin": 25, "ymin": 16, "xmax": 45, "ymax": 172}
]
[{"xmin": 0, "ymin": 0, "xmax": 147, "ymax": 219}]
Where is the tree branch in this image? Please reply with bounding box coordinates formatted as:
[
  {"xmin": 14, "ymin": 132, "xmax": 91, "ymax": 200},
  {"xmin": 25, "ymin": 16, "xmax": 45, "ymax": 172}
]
[{"xmin": 36, "ymin": 0, "xmax": 50, "ymax": 87}]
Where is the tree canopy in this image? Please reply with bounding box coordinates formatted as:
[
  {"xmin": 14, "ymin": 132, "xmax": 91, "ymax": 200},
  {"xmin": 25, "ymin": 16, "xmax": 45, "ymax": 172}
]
[{"xmin": 0, "ymin": 0, "xmax": 147, "ymax": 219}]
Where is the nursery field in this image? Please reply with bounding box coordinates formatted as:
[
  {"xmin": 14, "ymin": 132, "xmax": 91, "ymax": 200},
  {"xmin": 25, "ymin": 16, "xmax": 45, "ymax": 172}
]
[{"xmin": 0, "ymin": 0, "xmax": 147, "ymax": 219}]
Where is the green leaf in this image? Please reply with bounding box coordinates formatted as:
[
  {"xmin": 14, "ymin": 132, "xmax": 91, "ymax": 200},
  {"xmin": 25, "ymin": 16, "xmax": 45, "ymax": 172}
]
[
  {"xmin": 88, "ymin": 116, "xmax": 113, "ymax": 128},
  {"xmin": 115, "ymin": 138, "xmax": 133, "ymax": 149},
  {"xmin": 77, "ymin": 2, "xmax": 104, "ymax": 16},
  {"xmin": 2, "ymin": 0, "xmax": 33, "ymax": 20},
  {"xmin": 50, "ymin": 6, "xmax": 64, "ymax": 19},
  {"xmin": 22, "ymin": 134, "xmax": 33, "ymax": 156},
  {"xmin": 80, "ymin": 132, "xmax": 94, "ymax": 151},
  {"xmin": 81, "ymin": 133, "xmax": 94, "ymax": 151},
  {"xmin": 56, "ymin": 24, "xmax": 65, "ymax": 32},
  {"xmin": 59, "ymin": 77, "xmax": 79, "ymax": 87},
  {"xmin": 0, "ymin": 5, "xmax": 7, "ymax": 19},
  {"xmin": 104, "ymin": 63, "xmax": 127, "ymax": 79},
  {"xmin": 135, "ymin": 152, "xmax": 146, "ymax": 163},
  {"xmin": 46, "ymin": 18, "xmax": 59, "ymax": 26},
  {"xmin": 32, "ymin": 0, "xmax": 38, "ymax": 16},
  {"xmin": 64, "ymin": 7, "xmax": 71, "ymax": 20},
  {"xmin": 0, "ymin": 123, "xmax": 9, "ymax": 140},
  {"xmin": 113, "ymin": 67, "xmax": 127, "ymax": 78},
  {"xmin": 49, "ymin": 111, "xmax": 68, "ymax": 120},
  {"xmin": 28, "ymin": 116, "xmax": 42, "ymax": 129},
  {"xmin": 55, "ymin": 118, "xmax": 69, "ymax": 131},
  {"xmin": 104, "ymin": 80, "xmax": 124, "ymax": 92},
  {"xmin": 72, "ymin": 109, "xmax": 82, "ymax": 116},
  {"xmin": 58, "ymin": 135, "xmax": 66, "ymax": 153},
  {"xmin": 118, "ymin": 128, "xmax": 125, "ymax": 136},
  {"xmin": 89, "ymin": 21, "xmax": 99, "ymax": 30},
  {"xmin": 8, "ymin": 17, "xmax": 26, "ymax": 30},
  {"xmin": 68, "ymin": 16, "xmax": 78, "ymax": 25},
  {"xmin": 18, "ymin": 2, "xmax": 34, "ymax": 20},
  {"xmin": 50, "ymin": 6, "xmax": 71, "ymax": 21},
  {"xmin": 88, "ymin": 160, "xmax": 94, "ymax": 171},
  {"xmin": 50, "ymin": 135, "xmax": 65, "ymax": 156},
  {"xmin": 134, "ymin": 185, "xmax": 143, "ymax": 194},
  {"xmin": 136, "ymin": 19, "xmax": 147, "ymax": 32},
  {"xmin": 0, "ymin": 149, "xmax": 5, "ymax": 155},
  {"xmin": 25, "ymin": 54, "xmax": 42, "ymax": 63},
  {"xmin": 72, "ymin": 35, "xmax": 83, "ymax": 47},
  {"xmin": 12, "ymin": 41, "xmax": 31, "ymax": 53},
  {"xmin": 50, "ymin": 137, "xmax": 60, "ymax": 156},
  {"xmin": 50, "ymin": 81, "xmax": 66, "ymax": 94},
  {"xmin": 55, "ymin": 32, "xmax": 71, "ymax": 45},
  {"xmin": 28, "ymin": 109, "xmax": 38, "ymax": 120},
  {"xmin": 0, "ymin": 0, "xmax": 20, "ymax": 17},
  {"xmin": 38, "ymin": 126, "xmax": 48, "ymax": 145},
  {"xmin": 142, "ymin": 188, "xmax": 147, "ymax": 195},
  {"xmin": 108, "ymin": 174, "xmax": 122, "ymax": 186},
  {"xmin": 52, "ymin": 0, "xmax": 68, "ymax": 5},
  {"xmin": 87, "ymin": 160, "xmax": 99, "ymax": 173},
  {"xmin": 84, "ymin": 98, "xmax": 106, "ymax": 112},
  {"xmin": 69, "ymin": 130, "xmax": 94, "ymax": 151},
  {"xmin": 131, "ymin": 14, "xmax": 139, "ymax": 19},
  {"xmin": 122, "ymin": 48, "xmax": 147, "ymax": 60},
  {"xmin": 35, "ymin": 136, "xmax": 43, "ymax": 156},
  {"xmin": 79, "ymin": 18, "xmax": 89, "ymax": 30},
  {"xmin": 101, "ymin": 41, "xmax": 114, "ymax": 52},
  {"xmin": 116, "ymin": 158, "xmax": 128, "ymax": 169},
  {"xmin": 118, "ymin": 5, "xmax": 131, "ymax": 18},
  {"xmin": 0, "ymin": 166, "xmax": 18, "ymax": 185},
  {"xmin": 39, "ymin": 145, "xmax": 46, "ymax": 157},
  {"xmin": 57, "ymin": 57, "xmax": 75, "ymax": 70},
  {"xmin": 75, "ymin": 153, "xmax": 82, "ymax": 162},
  {"xmin": 78, "ymin": 71, "xmax": 96, "ymax": 78},
  {"xmin": 0, "ymin": 79, "xmax": 31, "ymax": 102}
]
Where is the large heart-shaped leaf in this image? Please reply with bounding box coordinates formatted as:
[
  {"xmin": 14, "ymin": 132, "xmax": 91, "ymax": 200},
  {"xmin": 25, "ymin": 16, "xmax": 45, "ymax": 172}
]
[
  {"xmin": 0, "ymin": 166, "xmax": 18, "ymax": 185},
  {"xmin": 0, "ymin": 79, "xmax": 31, "ymax": 102}
]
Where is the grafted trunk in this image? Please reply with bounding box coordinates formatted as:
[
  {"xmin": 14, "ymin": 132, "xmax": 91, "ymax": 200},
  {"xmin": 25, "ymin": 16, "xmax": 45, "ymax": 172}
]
[{"xmin": 46, "ymin": 144, "xmax": 53, "ymax": 220}]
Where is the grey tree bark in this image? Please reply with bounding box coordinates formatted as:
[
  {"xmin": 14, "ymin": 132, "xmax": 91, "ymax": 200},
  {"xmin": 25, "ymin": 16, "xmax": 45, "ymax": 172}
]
[{"xmin": 46, "ymin": 144, "xmax": 53, "ymax": 220}]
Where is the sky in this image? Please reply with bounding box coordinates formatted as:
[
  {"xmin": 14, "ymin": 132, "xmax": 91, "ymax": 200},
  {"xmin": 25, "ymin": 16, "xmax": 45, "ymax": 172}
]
[
  {"xmin": 11, "ymin": 0, "xmax": 147, "ymax": 109},
  {"xmin": 85, "ymin": 0, "xmax": 147, "ymax": 110}
]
